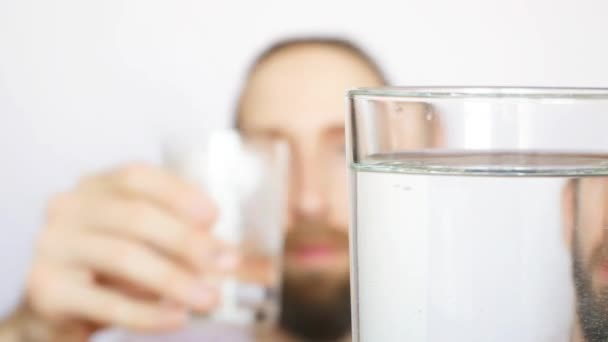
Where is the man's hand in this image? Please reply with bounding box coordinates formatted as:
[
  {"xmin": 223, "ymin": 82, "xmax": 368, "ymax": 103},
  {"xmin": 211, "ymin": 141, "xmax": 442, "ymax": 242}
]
[{"xmin": 21, "ymin": 163, "xmax": 237, "ymax": 338}]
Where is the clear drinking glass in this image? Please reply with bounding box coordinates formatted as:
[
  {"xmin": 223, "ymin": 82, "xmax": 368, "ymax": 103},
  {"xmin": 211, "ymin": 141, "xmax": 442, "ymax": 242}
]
[
  {"xmin": 163, "ymin": 129, "xmax": 289, "ymax": 329},
  {"xmin": 347, "ymin": 87, "xmax": 608, "ymax": 342}
]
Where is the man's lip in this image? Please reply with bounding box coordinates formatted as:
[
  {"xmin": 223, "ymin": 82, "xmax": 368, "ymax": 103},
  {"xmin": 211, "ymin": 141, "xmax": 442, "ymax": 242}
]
[
  {"xmin": 600, "ymin": 260, "xmax": 608, "ymax": 271},
  {"xmin": 287, "ymin": 244, "xmax": 341, "ymax": 263},
  {"xmin": 597, "ymin": 260, "xmax": 608, "ymax": 282}
]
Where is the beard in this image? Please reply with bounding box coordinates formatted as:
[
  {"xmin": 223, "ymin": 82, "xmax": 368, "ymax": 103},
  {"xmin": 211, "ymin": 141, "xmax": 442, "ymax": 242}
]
[
  {"xmin": 278, "ymin": 221, "xmax": 351, "ymax": 341},
  {"xmin": 280, "ymin": 275, "xmax": 351, "ymax": 341},
  {"xmin": 572, "ymin": 233, "xmax": 608, "ymax": 342}
]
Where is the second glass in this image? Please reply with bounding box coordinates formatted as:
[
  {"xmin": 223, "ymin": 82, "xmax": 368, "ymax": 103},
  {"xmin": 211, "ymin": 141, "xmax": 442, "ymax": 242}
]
[{"xmin": 163, "ymin": 129, "xmax": 289, "ymax": 328}]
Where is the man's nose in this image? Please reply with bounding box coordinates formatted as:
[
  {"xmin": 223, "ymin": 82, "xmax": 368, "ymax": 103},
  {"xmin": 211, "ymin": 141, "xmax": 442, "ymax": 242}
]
[{"xmin": 292, "ymin": 157, "xmax": 329, "ymax": 222}]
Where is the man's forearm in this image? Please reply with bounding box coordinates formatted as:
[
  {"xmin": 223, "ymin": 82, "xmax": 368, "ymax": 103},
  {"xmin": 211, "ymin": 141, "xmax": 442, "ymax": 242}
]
[
  {"xmin": 0, "ymin": 306, "xmax": 26, "ymax": 341},
  {"xmin": 0, "ymin": 304, "xmax": 92, "ymax": 342}
]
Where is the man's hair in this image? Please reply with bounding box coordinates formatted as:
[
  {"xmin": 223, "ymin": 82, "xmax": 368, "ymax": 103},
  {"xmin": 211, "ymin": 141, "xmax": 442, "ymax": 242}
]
[{"xmin": 234, "ymin": 36, "xmax": 388, "ymax": 125}]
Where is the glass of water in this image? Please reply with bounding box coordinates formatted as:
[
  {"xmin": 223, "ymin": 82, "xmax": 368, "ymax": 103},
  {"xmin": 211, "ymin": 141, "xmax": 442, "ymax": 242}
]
[
  {"xmin": 163, "ymin": 129, "xmax": 289, "ymax": 329},
  {"xmin": 347, "ymin": 87, "xmax": 608, "ymax": 342}
]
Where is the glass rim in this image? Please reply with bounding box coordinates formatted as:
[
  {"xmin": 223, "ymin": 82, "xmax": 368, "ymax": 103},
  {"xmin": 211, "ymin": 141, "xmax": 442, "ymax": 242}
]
[{"xmin": 348, "ymin": 86, "xmax": 608, "ymax": 99}]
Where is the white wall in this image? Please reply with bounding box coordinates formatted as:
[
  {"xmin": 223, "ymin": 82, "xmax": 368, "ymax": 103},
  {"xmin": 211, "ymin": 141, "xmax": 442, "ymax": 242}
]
[{"xmin": 1, "ymin": 0, "xmax": 608, "ymax": 316}]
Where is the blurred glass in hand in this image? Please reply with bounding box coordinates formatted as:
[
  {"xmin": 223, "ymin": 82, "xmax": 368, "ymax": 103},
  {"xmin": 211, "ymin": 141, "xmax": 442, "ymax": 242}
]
[{"xmin": 163, "ymin": 129, "xmax": 289, "ymax": 328}]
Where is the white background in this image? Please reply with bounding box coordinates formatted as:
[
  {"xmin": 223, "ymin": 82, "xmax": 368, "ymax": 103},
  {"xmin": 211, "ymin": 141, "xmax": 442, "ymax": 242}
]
[{"xmin": 1, "ymin": 0, "xmax": 608, "ymax": 317}]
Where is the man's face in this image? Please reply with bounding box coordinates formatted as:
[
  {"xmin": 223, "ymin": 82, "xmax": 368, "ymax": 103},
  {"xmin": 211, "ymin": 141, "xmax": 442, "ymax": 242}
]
[
  {"xmin": 569, "ymin": 178, "xmax": 608, "ymax": 341},
  {"xmin": 238, "ymin": 44, "xmax": 383, "ymax": 339}
]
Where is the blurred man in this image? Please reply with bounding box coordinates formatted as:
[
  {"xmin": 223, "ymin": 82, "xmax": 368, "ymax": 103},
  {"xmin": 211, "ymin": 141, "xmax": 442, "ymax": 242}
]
[
  {"xmin": 236, "ymin": 39, "xmax": 389, "ymax": 341},
  {"xmin": 0, "ymin": 37, "xmax": 388, "ymax": 342},
  {"xmin": 563, "ymin": 178, "xmax": 608, "ymax": 342}
]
